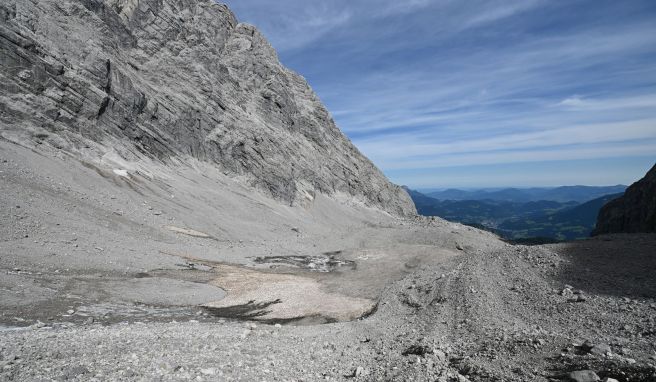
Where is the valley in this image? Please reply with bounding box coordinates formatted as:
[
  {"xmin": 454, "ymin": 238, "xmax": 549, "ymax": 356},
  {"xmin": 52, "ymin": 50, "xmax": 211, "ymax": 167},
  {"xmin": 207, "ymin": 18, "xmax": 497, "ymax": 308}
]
[{"xmin": 407, "ymin": 187, "xmax": 626, "ymax": 242}]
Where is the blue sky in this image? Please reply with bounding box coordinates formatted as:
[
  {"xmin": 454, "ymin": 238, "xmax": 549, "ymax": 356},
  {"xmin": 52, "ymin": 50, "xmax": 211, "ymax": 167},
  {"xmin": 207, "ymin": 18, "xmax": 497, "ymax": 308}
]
[{"xmin": 223, "ymin": 0, "xmax": 656, "ymax": 188}]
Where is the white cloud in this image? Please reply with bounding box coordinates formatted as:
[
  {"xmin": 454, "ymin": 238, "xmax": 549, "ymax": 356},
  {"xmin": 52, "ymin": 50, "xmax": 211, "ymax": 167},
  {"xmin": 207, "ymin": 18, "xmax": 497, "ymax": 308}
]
[
  {"xmin": 557, "ymin": 94, "xmax": 656, "ymax": 111},
  {"xmin": 462, "ymin": 0, "xmax": 543, "ymax": 29},
  {"xmin": 380, "ymin": 142, "xmax": 656, "ymax": 170},
  {"xmin": 356, "ymin": 119, "xmax": 656, "ymax": 169},
  {"xmin": 558, "ymin": 96, "xmax": 587, "ymax": 108},
  {"xmin": 222, "ymin": 1, "xmax": 353, "ymax": 52}
]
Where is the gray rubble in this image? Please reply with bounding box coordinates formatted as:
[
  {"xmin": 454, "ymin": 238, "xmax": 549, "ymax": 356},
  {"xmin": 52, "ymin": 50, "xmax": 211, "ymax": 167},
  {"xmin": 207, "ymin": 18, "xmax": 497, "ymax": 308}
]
[{"xmin": 0, "ymin": 1, "xmax": 655, "ymax": 381}]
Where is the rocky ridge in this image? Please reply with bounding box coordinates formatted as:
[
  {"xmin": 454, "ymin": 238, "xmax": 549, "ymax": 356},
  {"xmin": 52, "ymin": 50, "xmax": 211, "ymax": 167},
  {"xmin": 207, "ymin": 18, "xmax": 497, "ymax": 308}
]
[
  {"xmin": 0, "ymin": 0, "xmax": 414, "ymax": 216},
  {"xmin": 593, "ymin": 164, "xmax": 656, "ymax": 235}
]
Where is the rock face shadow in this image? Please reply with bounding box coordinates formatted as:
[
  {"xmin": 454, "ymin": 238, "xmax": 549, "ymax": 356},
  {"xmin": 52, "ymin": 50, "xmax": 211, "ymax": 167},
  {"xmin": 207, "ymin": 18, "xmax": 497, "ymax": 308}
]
[
  {"xmin": 202, "ymin": 299, "xmax": 282, "ymax": 320},
  {"xmin": 553, "ymin": 234, "xmax": 656, "ymax": 298}
]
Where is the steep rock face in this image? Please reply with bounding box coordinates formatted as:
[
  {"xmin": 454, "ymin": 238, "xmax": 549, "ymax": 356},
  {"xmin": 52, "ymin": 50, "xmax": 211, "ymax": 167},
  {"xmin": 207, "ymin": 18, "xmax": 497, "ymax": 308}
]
[
  {"xmin": 0, "ymin": 0, "xmax": 415, "ymax": 216},
  {"xmin": 593, "ymin": 164, "xmax": 656, "ymax": 235}
]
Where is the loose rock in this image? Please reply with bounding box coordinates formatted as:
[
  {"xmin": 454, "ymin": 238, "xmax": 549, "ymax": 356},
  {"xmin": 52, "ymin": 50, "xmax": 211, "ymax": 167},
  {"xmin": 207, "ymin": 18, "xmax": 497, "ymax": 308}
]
[{"xmin": 568, "ymin": 370, "xmax": 600, "ymax": 382}]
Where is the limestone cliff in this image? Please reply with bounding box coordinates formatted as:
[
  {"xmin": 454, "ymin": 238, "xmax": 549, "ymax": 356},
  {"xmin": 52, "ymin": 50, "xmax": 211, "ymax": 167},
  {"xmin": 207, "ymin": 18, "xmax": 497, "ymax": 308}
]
[
  {"xmin": 0, "ymin": 0, "xmax": 415, "ymax": 216},
  {"xmin": 593, "ymin": 164, "xmax": 656, "ymax": 235}
]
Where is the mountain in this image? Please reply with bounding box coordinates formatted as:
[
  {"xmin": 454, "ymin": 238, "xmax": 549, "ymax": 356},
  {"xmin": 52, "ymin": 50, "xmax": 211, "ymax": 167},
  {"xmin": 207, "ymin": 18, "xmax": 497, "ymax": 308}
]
[
  {"xmin": 0, "ymin": 0, "xmax": 414, "ymax": 216},
  {"xmin": 427, "ymin": 185, "xmax": 626, "ymax": 203},
  {"xmin": 531, "ymin": 185, "xmax": 626, "ymax": 203},
  {"xmin": 499, "ymin": 193, "xmax": 623, "ymax": 241},
  {"xmin": 412, "ymin": 198, "xmax": 574, "ymax": 226},
  {"xmin": 1, "ymin": 0, "xmax": 429, "ymax": 329},
  {"xmin": 593, "ymin": 164, "xmax": 656, "ymax": 235},
  {"xmin": 408, "ymin": 187, "xmax": 624, "ymax": 241}
]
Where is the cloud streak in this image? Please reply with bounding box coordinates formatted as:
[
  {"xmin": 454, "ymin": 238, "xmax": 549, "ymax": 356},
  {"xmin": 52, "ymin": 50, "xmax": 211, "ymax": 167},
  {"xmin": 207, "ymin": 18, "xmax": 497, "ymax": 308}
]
[
  {"xmin": 358, "ymin": 119, "xmax": 656, "ymax": 168},
  {"xmin": 223, "ymin": 0, "xmax": 656, "ymax": 187}
]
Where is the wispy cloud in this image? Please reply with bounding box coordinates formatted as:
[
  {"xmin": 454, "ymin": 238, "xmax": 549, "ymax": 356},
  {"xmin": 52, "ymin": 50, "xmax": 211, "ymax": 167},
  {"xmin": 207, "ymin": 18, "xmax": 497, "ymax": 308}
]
[
  {"xmin": 462, "ymin": 0, "xmax": 543, "ymax": 29},
  {"xmin": 224, "ymin": 0, "xmax": 546, "ymax": 53},
  {"xmin": 556, "ymin": 95, "xmax": 656, "ymax": 111},
  {"xmin": 358, "ymin": 119, "xmax": 656, "ymax": 168},
  {"xmin": 222, "ymin": 1, "xmax": 354, "ymax": 51},
  {"xmin": 223, "ymin": 0, "xmax": 656, "ymax": 187}
]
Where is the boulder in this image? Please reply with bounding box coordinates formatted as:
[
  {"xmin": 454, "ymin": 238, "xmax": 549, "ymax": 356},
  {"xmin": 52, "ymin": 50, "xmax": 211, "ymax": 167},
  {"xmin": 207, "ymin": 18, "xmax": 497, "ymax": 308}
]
[{"xmin": 568, "ymin": 370, "xmax": 600, "ymax": 382}]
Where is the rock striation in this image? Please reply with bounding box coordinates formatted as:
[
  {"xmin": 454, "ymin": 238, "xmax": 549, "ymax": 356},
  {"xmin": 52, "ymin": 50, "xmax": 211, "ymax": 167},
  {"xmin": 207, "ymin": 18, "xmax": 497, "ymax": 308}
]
[
  {"xmin": 0, "ymin": 0, "xmax": 415, "ymax": 216},
  {"xmin": 593, "ymin": 163, "xmax": 656, "ymax": 235}
]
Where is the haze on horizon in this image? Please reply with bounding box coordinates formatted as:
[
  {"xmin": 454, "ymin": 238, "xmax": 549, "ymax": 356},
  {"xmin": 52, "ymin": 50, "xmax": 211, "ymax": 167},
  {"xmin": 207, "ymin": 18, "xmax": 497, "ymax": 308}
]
[{"xmin": 223, "ymin": 0, "xmax": 656, "ymax": 189}]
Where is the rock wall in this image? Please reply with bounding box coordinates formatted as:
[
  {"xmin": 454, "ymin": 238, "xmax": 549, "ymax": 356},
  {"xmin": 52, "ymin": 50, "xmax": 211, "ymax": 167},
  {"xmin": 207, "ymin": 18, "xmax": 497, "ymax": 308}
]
[
  {"xmin": 593, "ymin": 164, "xmax": 656, "ymax": 235},
  {"xmin": 0, "ymin": 0, "xmax": 415, "ymax": 216}
]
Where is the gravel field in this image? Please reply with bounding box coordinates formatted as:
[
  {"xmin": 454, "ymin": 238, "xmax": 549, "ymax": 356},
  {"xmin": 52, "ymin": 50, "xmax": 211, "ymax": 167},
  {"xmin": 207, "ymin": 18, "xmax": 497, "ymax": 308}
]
[
  {"xmin": 2, "ymin": 142, "xmax": 655, "ymax": 381},
  {"xmin": 1, "ymin": 0, "xmax": 655, "ymax": 380}
]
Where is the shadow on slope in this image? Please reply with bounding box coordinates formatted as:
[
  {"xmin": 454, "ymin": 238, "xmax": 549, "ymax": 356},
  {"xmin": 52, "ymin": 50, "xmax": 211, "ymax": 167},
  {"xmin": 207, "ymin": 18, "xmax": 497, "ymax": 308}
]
[{"xmin": 553, "ymin": 234, "xmax": 656, "ymax": 299}]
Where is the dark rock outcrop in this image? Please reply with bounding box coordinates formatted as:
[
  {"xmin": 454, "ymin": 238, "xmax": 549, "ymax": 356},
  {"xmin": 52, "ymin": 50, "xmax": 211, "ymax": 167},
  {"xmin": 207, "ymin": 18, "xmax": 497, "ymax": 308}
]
[
  {"xmin": 0, "ymin": 0, "xmax": 415, "ymax": 216},
  {"xmin": 593, "ymin": 164, "xmax": 656, "ymax": 235}
]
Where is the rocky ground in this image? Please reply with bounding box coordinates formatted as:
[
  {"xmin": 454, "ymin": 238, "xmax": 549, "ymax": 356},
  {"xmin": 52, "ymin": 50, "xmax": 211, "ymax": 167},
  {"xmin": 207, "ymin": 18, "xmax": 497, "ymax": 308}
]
[
  {"xmin": 1, "ymin": 140, "xmax": 656, "ymax": 381},
  {"xmin": 1, "ymin": 1, "xmax": 655, "ymax": 379}
]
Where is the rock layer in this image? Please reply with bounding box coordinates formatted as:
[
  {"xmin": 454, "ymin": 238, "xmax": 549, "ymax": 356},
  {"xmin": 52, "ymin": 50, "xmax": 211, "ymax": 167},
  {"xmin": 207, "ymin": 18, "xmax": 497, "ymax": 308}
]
[
  {"xmin": 0, "ymin": 0, "xmax": 415, "ymax": 216},
  {"xmin": 593, "ymin": 163, "xmax": 656, "ymax": 235}
]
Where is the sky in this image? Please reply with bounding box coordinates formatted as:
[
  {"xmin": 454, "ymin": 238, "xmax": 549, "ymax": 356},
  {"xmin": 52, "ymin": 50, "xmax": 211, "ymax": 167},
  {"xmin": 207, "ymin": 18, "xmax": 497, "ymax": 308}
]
[{"xmin": 222, "ymin": 0, "xmax": 656, "ymax": 189}]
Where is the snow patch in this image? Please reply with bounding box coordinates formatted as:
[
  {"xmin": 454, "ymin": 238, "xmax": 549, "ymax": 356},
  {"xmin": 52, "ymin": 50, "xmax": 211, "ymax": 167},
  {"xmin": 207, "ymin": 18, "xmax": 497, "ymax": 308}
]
[{"xmin": 113, "ymin": 169, "xmax": 129, "ymax": 178}]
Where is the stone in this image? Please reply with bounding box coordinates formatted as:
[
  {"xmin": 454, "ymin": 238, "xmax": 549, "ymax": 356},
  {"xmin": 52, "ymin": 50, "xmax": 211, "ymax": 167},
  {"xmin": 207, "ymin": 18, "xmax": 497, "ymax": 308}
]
[
  {"xmin": 568, "ymin": 370, "xmax": 600, "ymax": 382},
  {"xmin": 602, "ymin": 378, "xmax": 619, "ymax": 382},
  {"xmin": 589, "ymin": 344, "xmax": 611, "ymax": 356},
  {"xmin": 200, "ymin": 368, "xmax": 217, "ymax": 376},
  {"xmin": 402, "ymin": 344, "xmax": 432, "ymax": 356},
  {"xmin": 434, "ymin": 349, "xmax": 446, "ymax": 362},
  {"xmin": 568, "ymin": 294, "xmax": 586, "ymax": 303},
  {"xmin": 62, "ymin": 366, "xmax": 90, "ymax": 380}
]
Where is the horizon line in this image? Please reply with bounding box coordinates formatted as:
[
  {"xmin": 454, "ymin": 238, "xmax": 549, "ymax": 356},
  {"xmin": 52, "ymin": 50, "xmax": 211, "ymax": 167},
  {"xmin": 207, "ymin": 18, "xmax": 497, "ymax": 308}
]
[{"xmin": 410, "ymin": 184, "xmax": 628, "ymax": 191}]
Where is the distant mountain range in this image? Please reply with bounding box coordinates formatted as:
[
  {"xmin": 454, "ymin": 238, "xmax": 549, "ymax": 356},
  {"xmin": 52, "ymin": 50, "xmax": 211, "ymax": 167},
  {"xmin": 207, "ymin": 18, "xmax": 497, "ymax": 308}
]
[
  {"xmin": 497, "ymin": 193, "xmax": 624, "ymax": 241},
  {"xmin": 423, "ymin": 185, "xmax": 627, "ymax": 204},
  {"xmin": 406, "ymin": 185, "xmax": 627, "ymax": 242}
]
